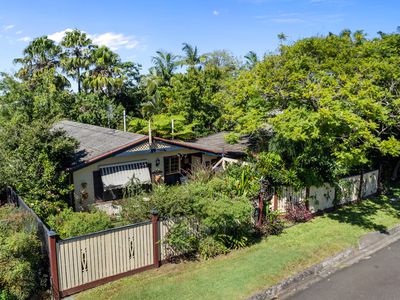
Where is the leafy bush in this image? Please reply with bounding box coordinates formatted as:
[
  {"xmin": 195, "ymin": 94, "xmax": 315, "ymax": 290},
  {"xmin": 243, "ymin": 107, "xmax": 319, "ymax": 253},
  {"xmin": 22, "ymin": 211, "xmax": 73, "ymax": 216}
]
[
  {"xmin": 47, "ymin": 208, "xmax": 113, "ymax": 239},
  {"xmin": 164, "ymin": 220, "xmax": 199, "ymax": 255},
  {"xmin": 123, "ymin": 167, "xmax": 256, "ymax": 259},
  {"xmin": 225, "ymin": 164, "xmax": 260, "ymax": 198},
  {"xmin": 0, "ymin": 121, "xmax": 77, "ymax": 203},
  {"xmin": 284, "ymin": 202, "xmax": 313, "ymax": 223},
  {"xmin": 27, "ymin": 199, "xmax": 67, "ymax": 221},
  {"xmin": 199, "ymin": 236, "xmax": 228, "ymax": 259},
  {"xmin": 0, "ymin": 205, "xmax": 43, "ymax": 300},
  {"xmin": 258, "ymin": 210, "xmax": 285, "ymax": 236}
]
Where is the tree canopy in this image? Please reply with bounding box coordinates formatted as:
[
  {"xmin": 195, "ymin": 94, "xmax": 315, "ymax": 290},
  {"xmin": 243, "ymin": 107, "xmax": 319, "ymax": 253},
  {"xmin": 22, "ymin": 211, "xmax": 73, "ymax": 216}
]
[{"xmin": 1, "ymin": 27, "xmax": 400, "ymax": 196}]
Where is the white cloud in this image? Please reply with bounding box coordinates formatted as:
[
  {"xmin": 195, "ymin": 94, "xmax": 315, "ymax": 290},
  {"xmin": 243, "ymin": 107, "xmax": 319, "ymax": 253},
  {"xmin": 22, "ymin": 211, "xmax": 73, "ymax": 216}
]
[
  {"xmin": 213, "ymin": 10, "xmax": 220, "ymax": 16},
  {"xmin": 91, "ymin": 32, "xmax": 139, "ymax": 50},
  {"xmin": 48, "ymin": 28, "xmax": 73, "ymax": 43},
  {"xmin": 2, "ymin": 24, "xmax": 15, "ymax": 32},
  {"xmin": 17, "ymin": 36, "xmax": 31, "ymax": 42},
  {"xmin": 47, "ymin": 29, "xmax": 139, "ymax": 50},
  {"xmin": 15, "ymin": 30, "xmax": 22, "ymax": 35}
]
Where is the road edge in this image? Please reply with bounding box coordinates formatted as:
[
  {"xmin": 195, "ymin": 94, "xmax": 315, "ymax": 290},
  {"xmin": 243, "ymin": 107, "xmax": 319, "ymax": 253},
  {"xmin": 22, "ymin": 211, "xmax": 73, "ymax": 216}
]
[{"xmin": 248, "ymin": 224, "xmax": 400, "ymax": 300}]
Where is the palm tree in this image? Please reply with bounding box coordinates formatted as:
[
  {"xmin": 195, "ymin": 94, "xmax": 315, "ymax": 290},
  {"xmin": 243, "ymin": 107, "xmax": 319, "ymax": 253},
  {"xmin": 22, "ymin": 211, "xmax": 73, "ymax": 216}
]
[
  {"xmin": 277, "ymin": 33, "xmax": 288, "ymax": 45},
  {"xmin": 14, "ymin": 36, "xmax": 62, "ymax": 80},
  {"xmin": 60, "ymin": 29, "xmax": 93, "ymax": 93},
  {"xmin": 139, "ymin": 68, "xmax": 165, "ymax": 117},
  {"xmin": 83, "ymin": 46, "xmax": 123, "ymax": 95},
  {"xmin": 244, "ymin": 51, "xmax": 258, "ymax": 69},
  {"xmin": 151, "ymin": 50, "xmax": 178, "ymax": 84},
  {"xmin": 180, "ymin": 43, "xmax": 204, "ymax": 68},
  {"xmin": 339, "ymin": 29, "xmax": 352, "ymax": 39},
  {"xmin": 353, "ymin": 30, "xmax": 367, "ymax": 45}
]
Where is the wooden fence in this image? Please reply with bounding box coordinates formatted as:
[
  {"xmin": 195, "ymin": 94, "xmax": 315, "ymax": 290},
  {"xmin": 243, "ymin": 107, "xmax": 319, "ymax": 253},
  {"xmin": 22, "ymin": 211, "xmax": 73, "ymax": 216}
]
[
  {"xmin": 52, "ymin": 214, "xmax": 173, "ymax": 298},
  {"xmin": 273, "ymin": 170, "xmax": 379, "ymax": 212}
]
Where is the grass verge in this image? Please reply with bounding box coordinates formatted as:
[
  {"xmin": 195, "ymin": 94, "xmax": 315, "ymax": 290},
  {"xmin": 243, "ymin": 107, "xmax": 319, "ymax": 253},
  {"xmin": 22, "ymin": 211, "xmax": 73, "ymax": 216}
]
[{"xmin": 76, "ymin": 195, "xmax": 400, "ymax": 300}]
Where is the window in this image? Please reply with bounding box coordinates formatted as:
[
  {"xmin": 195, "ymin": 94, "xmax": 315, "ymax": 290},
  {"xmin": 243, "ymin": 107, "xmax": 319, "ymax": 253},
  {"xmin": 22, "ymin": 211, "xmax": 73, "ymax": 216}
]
[{"xmin": 164, "ymin": 156, "xmax": 180, "ymax": 175}]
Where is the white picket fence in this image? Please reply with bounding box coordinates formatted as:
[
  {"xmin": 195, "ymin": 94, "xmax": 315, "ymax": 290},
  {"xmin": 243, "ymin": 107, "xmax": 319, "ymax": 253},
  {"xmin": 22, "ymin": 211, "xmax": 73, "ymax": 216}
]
[{"xmin": 275, "ymin": 170, "xmax": 379, "ymax": 212}]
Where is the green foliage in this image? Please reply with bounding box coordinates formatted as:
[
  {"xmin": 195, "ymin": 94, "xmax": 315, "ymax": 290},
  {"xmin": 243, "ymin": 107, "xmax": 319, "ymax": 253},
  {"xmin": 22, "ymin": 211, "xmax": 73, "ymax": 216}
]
[
  {"xmin": 224, "ymin": 132, "xmax": 240, "ymax": 144},
  {"xmin": 129, "ymin": 114, "xmax": 197, "ymax": 139},
  {"xmin": 69, "ymin": 93, "xmax": 125, "ymax": 128},
  {"xmin": 258, "ymin": 210, "xmax": 285, "ymax": 236},
  {"xmin": 27, "ymin": 199, "xmax": 68, "ymax": 221},
  {"xmin": 164, "ymin": 220, "xmax": 199, "ymax": 255},
  {"xmin": 256, "ymin": 152, "xmax": 300, "ymax": 187},
  {"xmin": 0, "ymin": 206, "xmax": 43, "ymax": 300},
  {"xmin": 47, "ymin": 208, "xmax": 113, "ymax": 239},
  {"xmin": 123, "ymin": 167, "xmax": 255, "ymax": 258},
  {"xmin": 199, "ymin": 236, "xmax": 229, "ymax": 259},
  {"xmin": 224, "ymin": 164, "xmax": 260, "ymax": 198},
  {"xmin": 0, "ymin": 121, "xmax": 77, "ymax": 204}
]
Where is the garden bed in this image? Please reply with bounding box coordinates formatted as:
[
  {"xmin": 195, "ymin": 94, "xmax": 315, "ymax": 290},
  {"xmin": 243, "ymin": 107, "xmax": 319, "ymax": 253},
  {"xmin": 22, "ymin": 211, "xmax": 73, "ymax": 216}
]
[{"xmin": 76, "ymin": 194, "xmax": 400, "ymax": 300}]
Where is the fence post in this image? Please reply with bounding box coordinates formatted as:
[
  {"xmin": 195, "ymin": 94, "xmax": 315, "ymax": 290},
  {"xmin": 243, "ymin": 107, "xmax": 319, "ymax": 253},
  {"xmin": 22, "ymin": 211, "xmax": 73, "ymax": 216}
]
[
  {"xmin": 257, "ymin": 192, "xmax": 264, "ymax": 227},
  {"xmin": 358, "ymin": 169, "xmax": 364, "ymax": 201},
  {"xmin": 151, "ymin": 209, "xmax": 160, "ymax": 268},
  {"xmin": 48, "ymin": 231, "xmax": 60, "ymax": 300},
  {"xmin": 273, "ymin": 192, "xmax": 278, "ymax": 211}
]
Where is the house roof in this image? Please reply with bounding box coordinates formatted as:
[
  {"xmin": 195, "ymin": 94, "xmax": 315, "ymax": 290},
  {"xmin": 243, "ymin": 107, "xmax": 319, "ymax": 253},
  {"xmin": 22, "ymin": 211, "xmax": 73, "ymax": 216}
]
[
  {"xmin": 54, "ymin": 120, "xmax": 148, "ymax": 169},
  {"xmin": 54, "ymin": 120, "xmax": 248, "ymax": 171},
  {"xmin": 192, "ymin": 131, "xmax": 249, "ymax": 156}
]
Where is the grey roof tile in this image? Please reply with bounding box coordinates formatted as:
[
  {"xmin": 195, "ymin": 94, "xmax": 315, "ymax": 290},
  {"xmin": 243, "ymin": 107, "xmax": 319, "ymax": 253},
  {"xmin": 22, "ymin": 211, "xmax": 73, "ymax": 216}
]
[{"xmin": 54, "ymin": 120, "xmax": 146, "ymax": 165}]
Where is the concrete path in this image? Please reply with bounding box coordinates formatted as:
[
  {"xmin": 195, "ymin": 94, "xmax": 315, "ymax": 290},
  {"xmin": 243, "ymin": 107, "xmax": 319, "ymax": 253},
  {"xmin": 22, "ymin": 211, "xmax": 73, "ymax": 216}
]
[{"xmin": 288, "ymin": 239, "xmax": 400, "ymax": 300}]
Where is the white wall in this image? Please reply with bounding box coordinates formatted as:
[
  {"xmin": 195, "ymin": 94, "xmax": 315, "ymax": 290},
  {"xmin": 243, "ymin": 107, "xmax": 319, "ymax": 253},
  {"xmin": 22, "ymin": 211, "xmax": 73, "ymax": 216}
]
[{"xmin": 72, "ymin": 148, "xmax": 205, "ymax": 209}]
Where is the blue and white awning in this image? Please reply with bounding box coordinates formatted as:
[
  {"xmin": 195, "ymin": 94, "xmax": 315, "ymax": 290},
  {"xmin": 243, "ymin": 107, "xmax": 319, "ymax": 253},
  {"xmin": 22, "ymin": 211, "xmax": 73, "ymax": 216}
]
[{"xmin": 100, "ymin": 161, "xmax": 151, "ymax": 189}]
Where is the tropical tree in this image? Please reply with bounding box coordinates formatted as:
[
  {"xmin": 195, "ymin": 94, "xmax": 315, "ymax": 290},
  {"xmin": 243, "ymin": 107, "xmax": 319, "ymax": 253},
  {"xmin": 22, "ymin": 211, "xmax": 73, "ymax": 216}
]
[
  {"xmin": 353, "ymin": 29, "xmax": 367, "ymax": 45},
  {"xmin": 60, "ymin": 29, "xmax": 93, "ymax": 93},
  {"xmin": 203, "ymin": 50, "xmax": 240, "ymax": 72},
  {"xmin": 277, "ymin": 33, "xmax": 287, "ymax": 45},
  {"xmin": 14, "ymin": 36, "xmax": 63, "ymax": 82},
  {"xmin": 180, "ymin": 43, "xmax": 204, "ymax": 68},
  {"xmin": 244, "ymin": 51, "xmax": 258, "ymax": 69},
  {"xmin": 82, "ymin": 46, "xmax": 123, "ymax": 95},
  {"xmin": 151, "ymin": 50, "xmax": 178, "ymax": 84}
]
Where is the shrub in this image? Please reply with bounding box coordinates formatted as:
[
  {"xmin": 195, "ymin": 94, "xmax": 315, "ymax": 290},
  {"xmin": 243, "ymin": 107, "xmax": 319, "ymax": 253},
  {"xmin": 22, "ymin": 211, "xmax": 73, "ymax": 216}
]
[
  {"xmin": 164, "ymin": 220, "xmax": 199, "ymax": 255},
  {"xmin": 258, "ymin": 211, "xmax": 285, "ymax": 236},
  {"xmin": 0, "ymin": 205, "xmax": 43, "ymax": 300},
  {"xmin": 122, "ymin": 167, "xmax": 256, "ymax": 259},
  {"xmin": 199, "ymin": 236, "xmax": 228, "ymax": 259},
  {"xmin": 225, "ymin": 164, "xmax": 260, "ymax": 198},
  {"xmin": 27, "ymin": 199, "xmax": 67, "ymax": 221},
  {"xmin": 284, "ymin": 202, "xmax": 313, "ymax": 223},
  {"xmin": 47, "ymin": 208, "xmax": 113, "ymax": 239}
]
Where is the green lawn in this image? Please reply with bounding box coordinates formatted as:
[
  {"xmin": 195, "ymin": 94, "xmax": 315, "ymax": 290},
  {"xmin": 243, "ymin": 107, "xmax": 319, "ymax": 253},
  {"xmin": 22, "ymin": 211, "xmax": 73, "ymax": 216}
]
[{"xmin": 76, "ymin": 196, "xmax": 400, "ymax": 300}]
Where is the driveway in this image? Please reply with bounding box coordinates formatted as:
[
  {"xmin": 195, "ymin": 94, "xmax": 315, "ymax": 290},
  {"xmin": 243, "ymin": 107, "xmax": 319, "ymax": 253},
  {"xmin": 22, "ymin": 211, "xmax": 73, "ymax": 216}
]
[{"xmin": 288, "ymin": 239, "xmax": 400, "ymax": 300}]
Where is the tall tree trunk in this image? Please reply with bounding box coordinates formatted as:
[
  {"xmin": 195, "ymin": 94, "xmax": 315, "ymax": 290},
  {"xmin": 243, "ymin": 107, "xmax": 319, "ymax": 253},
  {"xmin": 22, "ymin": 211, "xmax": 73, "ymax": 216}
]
[{"xmin": 77, "ymin": 68, "xmax": 81, "ymax": 94}]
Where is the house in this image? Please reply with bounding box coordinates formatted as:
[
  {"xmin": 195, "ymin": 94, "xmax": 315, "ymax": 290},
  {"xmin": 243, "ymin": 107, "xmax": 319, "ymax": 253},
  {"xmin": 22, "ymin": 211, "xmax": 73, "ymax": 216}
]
[{"xmin": 55, "ymin": 120, "xmax": 247, "ymax": 210}]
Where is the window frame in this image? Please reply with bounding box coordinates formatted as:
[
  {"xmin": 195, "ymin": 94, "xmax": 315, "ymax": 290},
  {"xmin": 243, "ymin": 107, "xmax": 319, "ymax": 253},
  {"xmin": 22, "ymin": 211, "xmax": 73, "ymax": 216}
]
[{"xmin": 164, "ymin": 155, "xmax": 180, "ymax": 175}]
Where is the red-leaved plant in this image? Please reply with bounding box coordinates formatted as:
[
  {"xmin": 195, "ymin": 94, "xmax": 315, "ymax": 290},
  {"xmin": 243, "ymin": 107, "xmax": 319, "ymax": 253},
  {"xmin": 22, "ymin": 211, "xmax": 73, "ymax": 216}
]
[{"xmin": 284, "ymin": 201, "xmax": 313, "ymax": 223}]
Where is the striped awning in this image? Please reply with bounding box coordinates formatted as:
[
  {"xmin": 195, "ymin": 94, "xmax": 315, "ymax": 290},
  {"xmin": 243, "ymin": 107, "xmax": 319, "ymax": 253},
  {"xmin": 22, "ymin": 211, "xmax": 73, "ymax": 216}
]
[{"xmin": 100, "ymin": 161, "xmax": 151, "ymax": 189}]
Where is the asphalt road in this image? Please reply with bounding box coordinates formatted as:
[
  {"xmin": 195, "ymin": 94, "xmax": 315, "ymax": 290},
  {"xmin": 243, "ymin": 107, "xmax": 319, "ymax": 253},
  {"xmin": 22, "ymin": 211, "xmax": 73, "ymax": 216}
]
[{"xmin": 288, "ymin": 239, "xmax": 400, "ymax": 300}]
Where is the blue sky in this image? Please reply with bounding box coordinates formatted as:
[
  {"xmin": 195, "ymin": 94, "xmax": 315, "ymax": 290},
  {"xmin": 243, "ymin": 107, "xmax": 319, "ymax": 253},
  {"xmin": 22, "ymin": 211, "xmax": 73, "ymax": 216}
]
[{"xmin": 0, "ymin": 0, "xmax": 399, "ymax": 74}]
